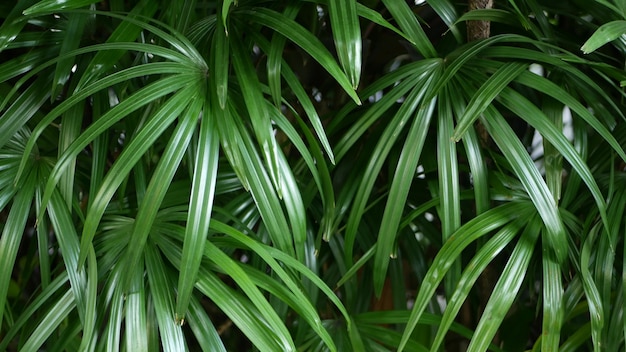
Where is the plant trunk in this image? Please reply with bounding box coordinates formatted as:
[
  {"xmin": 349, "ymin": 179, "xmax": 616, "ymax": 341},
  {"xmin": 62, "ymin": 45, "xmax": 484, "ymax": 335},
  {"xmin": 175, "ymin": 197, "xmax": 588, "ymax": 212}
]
[{"xmin": 467, "ymin": 0, "xmax": 493, "ymax": 42}]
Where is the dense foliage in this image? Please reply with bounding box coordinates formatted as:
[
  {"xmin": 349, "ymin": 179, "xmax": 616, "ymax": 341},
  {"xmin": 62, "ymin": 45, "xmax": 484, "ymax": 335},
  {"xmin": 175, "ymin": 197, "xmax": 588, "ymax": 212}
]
[{"xmin": 2, "ymin": 0, "xmax": 626, "ymax": 350}]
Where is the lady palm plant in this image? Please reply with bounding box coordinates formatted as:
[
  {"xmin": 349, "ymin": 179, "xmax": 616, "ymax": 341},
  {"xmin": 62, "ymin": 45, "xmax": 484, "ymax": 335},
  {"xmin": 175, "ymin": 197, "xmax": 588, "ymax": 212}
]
[{"xmin": 1, "ymin": 0, "xmax": 626, "ymax": 350}]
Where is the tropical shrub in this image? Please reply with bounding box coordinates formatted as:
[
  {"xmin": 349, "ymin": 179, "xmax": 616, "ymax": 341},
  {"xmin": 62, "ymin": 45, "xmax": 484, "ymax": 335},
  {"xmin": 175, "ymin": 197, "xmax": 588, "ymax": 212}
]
[{"xmin": 1, "ymin": 0, "xmax": 626, "ymax": 351}]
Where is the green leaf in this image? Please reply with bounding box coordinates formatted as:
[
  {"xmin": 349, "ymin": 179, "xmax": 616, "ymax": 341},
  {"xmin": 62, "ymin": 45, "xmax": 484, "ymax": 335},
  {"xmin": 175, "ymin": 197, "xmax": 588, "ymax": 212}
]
[
  {"xmin": 77, "ymin": 245, "xmax": 98, "ymax": 351},
  {"xmin": 542, "ymin": 252, "xmax": 564, "ymax": 352},
  {"xmin": 344, "ymin": 68, "xmax": 438, "ymax": 265},
  {"xmin": 104, "ymin": 279, "xmax": 125, "ymax": 350},
  {"xmin": 333, "ymin": 60, "xmax": 441, "ymax": 160},
  {"xmin": 356, "ymin": 3, "xmax": 412, "ymax": 43},
  {"xmin": 0, "ymin": 0, "xmax": 39, "ymax": 52},
  {"xmin": 126, "ymin": 264, "xmax": 149, "ymax": 351},
  {"xmin": 381, "ymin": 0, "xmax": 437, "ymax": 58},
  {"xmin": 176, "ymin": 104, "xmax": 220, "ymax": 322},
  {"xmin": 17, "ymin": 61, "xmax": 196, "ymax": 183},
  {"xmin": 145, "ymin": 244, "xmax": 187, "ymax": 351},
  {"xmin": 208, "ymin": 220, "xmax": 351, "ymax": 350},
  {"xmin": 230, "ymin": 29, "xmax": 281, "ymax": 193},
  {"xmin": 437, "ymin": 88, "xmax": 462, "ymax": 295},
  {"xmin": 497, "ymin": 87, "xmax": 613, "ymax": 252},
  {"xmin": 580, "ymin": 225, "xmax": 604, "ymax": 351},
  {"xmin": 187, "ymin": 297, "xmax": 227, "ymax": 352},
  {"xmin": 195, "ymin": 270, "xmax": 285, "ymax": 351},
  {"xmin": 431, "ymin": 220, "xmax": 525, "ymax": 351},
  {"xmin": 65, "ymin": 79, "xmax": 195, "ymax": 268},
  {"xmin": 23, "ymin": 0, "xmax": 99, "ymax": 15},
  {"xmin": 228, "ymin": 105, "xmax": 295, "ymax": 256},
  {"xmin": 373, "ymin": 97, "xmax": 436, "ymax": 296},
  {"xmin": 48, "ymin": 188, "xmax": 91, "ymax": 325},
  {"xmin": 51, "ymin": 13, "xmax": 87, "ymax": 100},
  {"xmin": 513, "ymin": 70, "xmax": 626, "ymax": 163},
  {"xmin": 455, "ymin": 8, "xmax": 522, "ymax": 27},
  {"xmin": 222, "ymin": 0, "xmax": 235, "ymax": 30},
  {"xmin": 467, "ymin": 220, "xmax": 541, "ymax": 351},
  {"xmin": 426, "ymin": 0, "xmax": 461, "ymax": 42},
  {"xmin": 203, "ymin": 240, "xmax": 296, "ymax": 351},
  {"xmin": 120, "ymin": 93, "xmax": 201, "ymax": 291},
  {"xmin": 398, "ymin": 202, "xmax": 535, "ymax": 351},
  {"xmin": 266, "ymin": 2, "xmax": 299, "ymax": 107},
  {"xmin": 482, "ymin": 108, "xmax": 567, "ymax": 263},
  {"xmin": 239, "ymin": 7, "xmax": 361, "ymax": 105},
  {"xmin": 76, "ymin": 0, "xmax": 159, "ymax": 88},
  {"xmin": 0, "ymin": 274, "xmax": 70, "ymax": 352},
  {"xmin": 0, "ymin": 169, "xmax": 36, "ymax": 329},
  {"xmin": 0, "ymin": 75, "xmax": 51, "ymax": 150},
  {"xmin": 212, "ymin": 4, "xmax": 229, "ymax": 109},
  {"xmin": 453, "ymin": 62, "xmax": 528, "ymax": 142},
  {"xmin": 19, "ymin": 291, "xmax": 76, "ymax": 351},
  {"xmin": 581, "ymin": 20, "xmax": 626, "ymax": 54},
  {"xmin": 328, "ymin": 0, "xmax": 361, "ymax": 88}
]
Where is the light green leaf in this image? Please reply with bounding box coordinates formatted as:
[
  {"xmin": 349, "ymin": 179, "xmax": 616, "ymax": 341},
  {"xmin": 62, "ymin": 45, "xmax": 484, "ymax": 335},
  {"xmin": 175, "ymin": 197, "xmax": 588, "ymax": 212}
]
[{"xmin": 581, "ymin": 20, "xmax": 626, "ymax": 54}]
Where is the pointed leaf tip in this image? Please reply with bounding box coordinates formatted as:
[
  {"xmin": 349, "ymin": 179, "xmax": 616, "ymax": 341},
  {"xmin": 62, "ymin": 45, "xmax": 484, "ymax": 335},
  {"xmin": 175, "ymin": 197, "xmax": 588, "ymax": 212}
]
[{"xmin": 581, "ymin": 20, "xmax": 626, "ymax": 54}]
